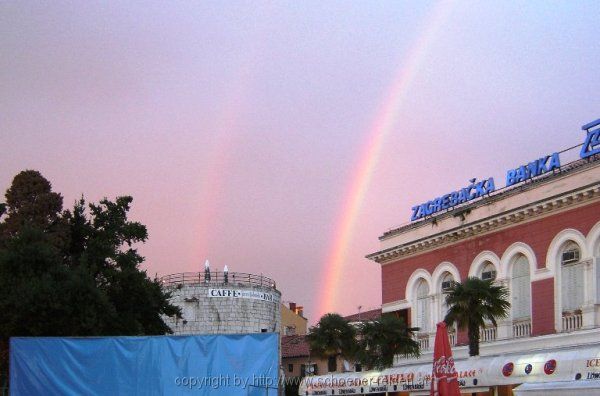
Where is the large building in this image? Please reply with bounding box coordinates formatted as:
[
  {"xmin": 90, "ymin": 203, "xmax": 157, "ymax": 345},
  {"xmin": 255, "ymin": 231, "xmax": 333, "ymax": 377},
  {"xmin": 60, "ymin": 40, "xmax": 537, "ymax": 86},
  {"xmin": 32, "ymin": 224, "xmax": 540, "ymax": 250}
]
[{"xmin": 300, "ymin": 119, "xmax": 600, "ymax": 396}]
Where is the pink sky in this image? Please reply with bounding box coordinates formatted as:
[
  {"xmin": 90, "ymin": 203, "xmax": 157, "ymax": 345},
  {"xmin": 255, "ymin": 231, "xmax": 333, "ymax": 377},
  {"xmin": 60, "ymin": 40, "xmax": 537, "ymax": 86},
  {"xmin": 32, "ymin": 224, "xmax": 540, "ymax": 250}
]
[{"xmin": 1, "ymin": 1, "xmax": 599, "ymax": 323}]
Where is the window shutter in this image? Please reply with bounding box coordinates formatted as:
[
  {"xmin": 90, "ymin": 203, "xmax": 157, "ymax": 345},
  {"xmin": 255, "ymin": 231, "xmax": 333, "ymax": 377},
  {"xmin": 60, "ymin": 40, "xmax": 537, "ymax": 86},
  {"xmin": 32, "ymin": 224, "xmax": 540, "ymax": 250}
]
[
  {"xmin": 424, "ymin": 297, "xmax": 430, "ymax": 332},
  {"xmin": 562, "ymin": 265, "xmax": 573, "ymax": 311},
  {"xmin": 562, "ymin": 264, "xmax": 584, "ymax": 311},
  {"xmin": 416, "ymin": 280, "xmax": 430, "ymax": 332},
  {"xmin": 574, "ymin": 264, "xmax": 584, "ymax": 308},
  {"xmin": 441, "ymin": 298, "xmax": 449, "ymax": 321},
  {"xmin": 440, "ymin": 273, "xmax": 453, "ymax": 321},
  {"xmin": 417, "ymin": 297, "xmax": 425, "ymax": 331},
  {"xmin": 511, "ymin": 256, "xmax": 531, "ymax": 319}
]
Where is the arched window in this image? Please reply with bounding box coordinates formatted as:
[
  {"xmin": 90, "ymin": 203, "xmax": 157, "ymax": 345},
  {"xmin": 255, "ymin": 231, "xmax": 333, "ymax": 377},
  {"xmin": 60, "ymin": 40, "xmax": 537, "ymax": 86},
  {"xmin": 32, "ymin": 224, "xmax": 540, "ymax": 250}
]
[
  {"xmin": 511, "ymin": 255, "xmax": 531, "ymax": 320},
  {"xmin": 416, "ymin": 280, "xmax": 430, "ymax": 333},
  {"xmin": 481, "ymin": 261, "xmax": 497, "ymax": 281},
  {"xmin": 561, "ymin": 241, "xmax": 584, "ymax": 313}
]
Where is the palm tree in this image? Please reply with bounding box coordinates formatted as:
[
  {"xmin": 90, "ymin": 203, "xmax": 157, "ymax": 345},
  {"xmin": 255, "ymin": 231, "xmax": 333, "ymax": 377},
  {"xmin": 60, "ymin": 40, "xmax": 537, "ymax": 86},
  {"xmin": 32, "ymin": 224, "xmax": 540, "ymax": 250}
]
[
  {"xmin": 357, "ymin": 314, "xmax": 420, "ymax": 370},
  {"xmin": 307, "ymin": 313, "xmax": 356, "ymax": 372},
  {"xmin": 444, "ymin": 277, "xmax": 510, "ymax": 357}
]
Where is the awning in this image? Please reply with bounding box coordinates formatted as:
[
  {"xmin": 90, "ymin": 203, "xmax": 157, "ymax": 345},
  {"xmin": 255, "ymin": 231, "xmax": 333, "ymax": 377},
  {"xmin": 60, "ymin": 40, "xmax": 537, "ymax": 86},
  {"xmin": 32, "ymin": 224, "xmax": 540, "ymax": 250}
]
[
  {"xmin": 409, "ymin": 387, "xmax": 490, "ymax": 396},
  {"xmin": 299, "ymin": 345, "xmax": 600, "ymax": 395},
  {"xmin": 513, "ymin": 380, "xmax": 600, "ymax": 395}
]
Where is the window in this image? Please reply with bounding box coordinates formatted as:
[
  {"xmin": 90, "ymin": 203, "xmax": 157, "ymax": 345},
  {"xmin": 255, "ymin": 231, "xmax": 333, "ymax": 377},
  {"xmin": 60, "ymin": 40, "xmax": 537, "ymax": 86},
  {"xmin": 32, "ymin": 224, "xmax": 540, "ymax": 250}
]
[
  {"xmin": 301, "ymin": 363, "xmax": 317, "ymax": 377},
  {"xmin": 481, "ymin": 262, "xmax": 497, "ymax": 281},
  {"xmin": 284, "ymin": 325, "xmax": 296, "ymax": 336},
  {"xmin": 183, "ymin": 303, "xmax": 196, "ymax": 322},
  {"xmin": 561, "ymin": 242, "xmax": 584, "ymax": 312},
  {"xmin": 441, "ymin": 273, "xmax": 453, "ymax": 291},
  {"xmin": 480, "ymin": 262, "xmax": 498, "ymax": 326},
  {"xmin": 562, "ymin": 243, "xmax": 580, "ymax": 265},
  {"xmin": 416, "ymin": 279, "xmax": 430, "ymax": 333},
  {"xmin": 327, "ymin": 356, "xmax": 337, "ymax": 372},
  {"xmin": 288, "ymin": 364, "xmax": 293, "ymax": 372},
  {"xmin": 511, "ymin": 255, "xmax": 531, "ymax": 320},
  {"xmin": 441, "ymin": 280, "xmax": 452, "ymax": 290}
]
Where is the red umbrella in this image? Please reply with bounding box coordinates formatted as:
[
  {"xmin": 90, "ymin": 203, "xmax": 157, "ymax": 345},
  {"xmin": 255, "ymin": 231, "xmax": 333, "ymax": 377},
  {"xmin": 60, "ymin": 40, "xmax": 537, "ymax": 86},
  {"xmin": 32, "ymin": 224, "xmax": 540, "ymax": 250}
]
[{"xmin": 430, "ymin": 321, "xmax": 461, "ymax": 396}]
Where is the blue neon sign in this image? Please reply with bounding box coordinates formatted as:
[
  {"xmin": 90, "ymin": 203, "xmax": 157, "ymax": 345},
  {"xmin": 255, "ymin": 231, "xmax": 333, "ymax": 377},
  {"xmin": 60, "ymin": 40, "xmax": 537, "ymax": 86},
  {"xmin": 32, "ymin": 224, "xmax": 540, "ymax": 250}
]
[
  {"xmin": 409, "ymin": 118, "xmax": 598, "ymax": 222},
  {"xmin": 506, "ymin": 153, "xmax": 560, "ymax": 187},
  {"xmin": 581, "ymin": 118, "xmax": 600, "ymax": 159},
  {"xmin": 410, "ymin": 178, "xmax": 495, "ymax": 221}
]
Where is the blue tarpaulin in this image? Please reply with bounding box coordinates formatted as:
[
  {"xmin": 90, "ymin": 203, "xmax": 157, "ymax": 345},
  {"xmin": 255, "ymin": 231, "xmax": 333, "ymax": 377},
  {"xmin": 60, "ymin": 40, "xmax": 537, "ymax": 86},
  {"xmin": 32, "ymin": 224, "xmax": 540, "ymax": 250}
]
[{"xmin": 10, "ymin": 333, "xmax": 278, "ymax": 396}]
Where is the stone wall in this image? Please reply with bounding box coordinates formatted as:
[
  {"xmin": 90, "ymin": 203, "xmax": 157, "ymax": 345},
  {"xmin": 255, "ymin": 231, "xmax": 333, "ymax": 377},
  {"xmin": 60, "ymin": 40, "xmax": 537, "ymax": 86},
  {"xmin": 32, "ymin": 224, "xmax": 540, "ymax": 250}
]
[{"xmin": 164, "ymin": 282, "xmax": 281, "ymax": 335}]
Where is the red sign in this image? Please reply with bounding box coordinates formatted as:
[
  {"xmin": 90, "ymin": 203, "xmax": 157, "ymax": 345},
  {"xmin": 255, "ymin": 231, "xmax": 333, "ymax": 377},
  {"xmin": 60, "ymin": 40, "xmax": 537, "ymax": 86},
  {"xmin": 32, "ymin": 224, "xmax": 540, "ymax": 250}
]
[
  {"xmin": 544, "ymin": 359, "xmax": 557, "ymax": 375},
  {"xmin": 502, "ymin": 362, "xmax": 514, "ymax": 377},
  {"xmin": 430, "ymin": 322, "xmax": 461, "ymax": 396}
]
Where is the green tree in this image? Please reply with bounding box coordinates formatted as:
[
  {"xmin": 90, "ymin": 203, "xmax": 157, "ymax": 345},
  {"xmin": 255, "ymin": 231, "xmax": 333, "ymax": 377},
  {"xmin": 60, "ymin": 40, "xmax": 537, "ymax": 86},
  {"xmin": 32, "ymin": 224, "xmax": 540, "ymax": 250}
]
[
  {"xmin": 63, "ymin": 196, "xmax": 180, "ymax": 335},
  {"xmin": 307, "ymin": 313, "xmax": 356, "ymax": 372},
  {"xmin": 0, "ymin": 170, "xmax": 66, "ymax": 246},
  {"xmin": 0, "ymin": 227, "xmax": 115, "ymax": 337},
  {"xmin": 0, "ymin": 170, "xmax": 180, "ymax": 387},
  {"xmin": 357, "ymin": 314, "xmax": 420, "ymax": 370},
  {"xmin": 0, "ymin": 172, "xmax": 110, "ymax": 389},
  {"xmin": 443, "ymin": 277, "xmax": 510, "ymax": 356}
]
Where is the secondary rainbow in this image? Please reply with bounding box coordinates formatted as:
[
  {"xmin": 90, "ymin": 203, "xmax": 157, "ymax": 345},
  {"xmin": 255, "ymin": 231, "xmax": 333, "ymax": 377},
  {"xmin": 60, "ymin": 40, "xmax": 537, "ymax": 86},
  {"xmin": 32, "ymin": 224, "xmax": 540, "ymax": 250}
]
[
  {"xmin": 317, "ymin": 1, "xmax": 456, "ymax": 318},
  {"xmin": 193, "ymin": 43, "xmax": 267, "ymax": 265}
]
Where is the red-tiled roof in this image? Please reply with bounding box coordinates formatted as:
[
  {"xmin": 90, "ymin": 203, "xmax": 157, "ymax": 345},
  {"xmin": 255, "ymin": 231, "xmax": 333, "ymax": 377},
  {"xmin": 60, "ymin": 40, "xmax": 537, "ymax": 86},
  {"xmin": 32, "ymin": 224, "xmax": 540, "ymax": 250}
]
[
  {"xmin": 281, "ymin": 335, "xmax": 310, "ymax": 358},
  {"xmin": 343, "ymin": 308, "xmax": 382, "ymax": 323}
]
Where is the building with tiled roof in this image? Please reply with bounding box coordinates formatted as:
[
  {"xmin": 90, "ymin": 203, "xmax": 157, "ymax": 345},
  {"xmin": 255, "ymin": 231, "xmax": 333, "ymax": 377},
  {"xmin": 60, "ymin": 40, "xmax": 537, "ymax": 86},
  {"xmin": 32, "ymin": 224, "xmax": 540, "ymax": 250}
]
[
  {"xmin": 343, "ymin": 308, "xmax": 382, "ymax": 324},
  {"xmin": 281, "ymin": 335, "xmax": 310, "ymax": 359},
  {"xmin": 281, "ymin": 333, "xmax": 351, "ymax": 385}
]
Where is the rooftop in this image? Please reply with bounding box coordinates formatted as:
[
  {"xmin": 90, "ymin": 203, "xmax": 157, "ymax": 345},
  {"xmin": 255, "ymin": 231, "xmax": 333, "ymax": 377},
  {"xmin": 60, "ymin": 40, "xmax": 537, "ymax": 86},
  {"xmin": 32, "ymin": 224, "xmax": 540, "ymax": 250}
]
[
  {"xmin": 159, "ymin": 271, "xmax": 277, "ymax": 290},
  {"xmin": 343, "ymin": 308, "xmax": 382, "ymax": 323},
  {"xmin": 281, "ymin": 335, "xmax": 310, "ymax": 358}
]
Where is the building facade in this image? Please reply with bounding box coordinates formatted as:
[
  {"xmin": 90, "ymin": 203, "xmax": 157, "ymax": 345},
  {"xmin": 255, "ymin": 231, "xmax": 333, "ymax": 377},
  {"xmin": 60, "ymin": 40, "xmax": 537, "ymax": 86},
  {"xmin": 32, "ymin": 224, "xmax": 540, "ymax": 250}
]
[
  {"xmin": 282, "ymin": 302, "xmax": 308, "ymax": 336},
  {"xmin": 300, "ymin": 119, "xmax": 600, "ymax": 395},
  {"xmin": 282, "ymin": 336, "xmax": 329, "ymax": 379},
  {"xmin": 371, "ymin": 158, "xmax": 600, "ymax": 350}
]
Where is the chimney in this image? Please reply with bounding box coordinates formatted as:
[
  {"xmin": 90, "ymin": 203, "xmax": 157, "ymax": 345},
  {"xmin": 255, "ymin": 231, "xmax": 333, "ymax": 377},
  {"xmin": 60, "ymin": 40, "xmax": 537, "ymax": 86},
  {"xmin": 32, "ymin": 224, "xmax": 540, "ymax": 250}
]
[
  {"xmin": 289, "ymin": 302, "xmax": 296, "ymax": 311},
  {"xmin": 297, "ymin": 307, "xmax": 304, "ymax": 317}
]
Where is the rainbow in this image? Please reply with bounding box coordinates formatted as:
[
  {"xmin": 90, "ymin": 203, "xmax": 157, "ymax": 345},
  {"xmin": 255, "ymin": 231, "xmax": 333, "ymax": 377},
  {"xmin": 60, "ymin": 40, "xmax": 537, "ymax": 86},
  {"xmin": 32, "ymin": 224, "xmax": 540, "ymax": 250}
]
[
  {"xmin": 192, "ymin": 126, "xmax": 238, "ymax": 263},
  {"xmin": 191, "ymin": 11, "xmax": 279, "ymax": 266},
  {"xmin": 192, "ymin": 52, "xmax": 267, "ymax": 266},
  {"xmin": 316, "ymin": 1, "xmax": 456, "ymax": 318}
]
